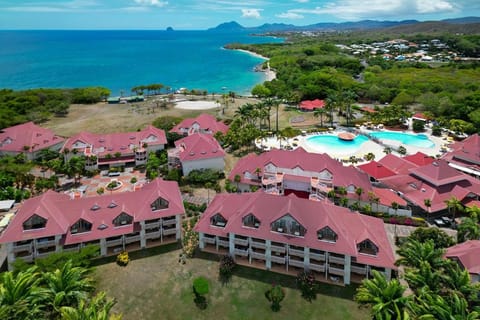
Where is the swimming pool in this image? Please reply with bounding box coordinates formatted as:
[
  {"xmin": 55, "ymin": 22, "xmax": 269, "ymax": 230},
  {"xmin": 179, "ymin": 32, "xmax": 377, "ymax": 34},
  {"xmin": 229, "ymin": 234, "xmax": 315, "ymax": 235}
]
[
  {"xmin": 305, "ymin": 134, "xmax": 369, "ymax": 155},
  {"xmin": 369, "ymin": 131, "xmax": 434, "ymax": 148}
]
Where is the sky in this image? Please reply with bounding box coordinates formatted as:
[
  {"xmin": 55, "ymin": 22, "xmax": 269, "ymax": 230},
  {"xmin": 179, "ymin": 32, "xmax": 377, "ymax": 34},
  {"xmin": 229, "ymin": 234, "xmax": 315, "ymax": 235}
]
[{"xmin": 0, "ymin": 0, "xmax": 479, "ymax": 30}]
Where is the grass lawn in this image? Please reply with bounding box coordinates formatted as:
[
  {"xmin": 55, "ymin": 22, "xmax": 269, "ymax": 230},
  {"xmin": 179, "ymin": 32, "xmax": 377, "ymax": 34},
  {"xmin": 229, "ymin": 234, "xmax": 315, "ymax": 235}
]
[{"xmin": 93, "ymin": 244, "xmax": 369, "ymax": 320}]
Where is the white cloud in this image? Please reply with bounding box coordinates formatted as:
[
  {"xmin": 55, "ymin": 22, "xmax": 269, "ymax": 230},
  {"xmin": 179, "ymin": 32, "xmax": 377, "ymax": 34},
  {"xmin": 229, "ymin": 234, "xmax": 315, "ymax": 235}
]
[
  {"xmin": 134, "ymin": 0, "xmax": 168, "ymax": 7},
  {"xmin": 416, "ymin": 0, "xmax": 455, "ymax": 13},
  {"xmin": 276, "ymin": 12, "xmax": 304, "ymax": 19},
  {"xmin": 241, "ymin": 8, "xmax": 262, "ymax": 18}
]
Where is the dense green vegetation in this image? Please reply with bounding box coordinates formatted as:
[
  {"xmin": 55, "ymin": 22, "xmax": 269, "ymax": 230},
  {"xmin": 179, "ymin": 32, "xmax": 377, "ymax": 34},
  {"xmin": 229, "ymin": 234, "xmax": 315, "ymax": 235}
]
[{"xmin": 0, "ymin": 87, "xmax": 110, "ymax": 129}]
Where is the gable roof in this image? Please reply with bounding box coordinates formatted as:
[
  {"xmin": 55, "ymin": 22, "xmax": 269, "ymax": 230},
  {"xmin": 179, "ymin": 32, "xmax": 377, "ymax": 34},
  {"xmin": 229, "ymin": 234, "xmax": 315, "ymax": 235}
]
[
  {"xmin": 409, "ymin": 160, "xmax": 466, "ymax": 187},
  {"xmin": 445, "ymin": 240, "xmax": 480, "ymax": 275},
  {"xmin": 62, "ymin": 125, "xmax": 166, "ymax": 157},
  {"xmin": 357, "ymin": 161, "xmax": 396, "ymax": 180},
  {"xmin": 170, "ymin": 114, "xmax": 228, "ymax": 135},
  {"xmin": 378, "ymin": 154, "xmax": 419, "ymax": 175},
  {"xmin": 299, "ymin": 99, "xmax": 325, "ymax": 111},
  {"xmin": 403, "ymin": 152, "xmax": 435, "ymax": 166},
  {"xmin": 0, "ymin": 179, "xmax": 184, "ymax": 244},
  {"xmin": 0, "ymin": 122, "xmax": 65, "ymax": 153},
  {"xmin": 195, "ymin": 192, "xmax": 396, "ymax": 269},
  {"xmin": 174, "ymin": 133, "xmax": 225, "ymax": 162},
  {"xmin": 443, "ymin": 134, "xmax": 480, "ymax": 168}
]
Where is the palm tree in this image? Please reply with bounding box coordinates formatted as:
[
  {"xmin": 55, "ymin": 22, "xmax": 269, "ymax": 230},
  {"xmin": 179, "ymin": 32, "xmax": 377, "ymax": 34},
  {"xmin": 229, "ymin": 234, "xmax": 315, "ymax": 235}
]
[
  {"xmin": 60, "ymin": 291, "xmax": 119, "ymax": 320},
  {"xmin": 355, "ymin": 187, "xmax": 364, "ymax": 203},
  {"xmin": 355, "ymin": 270, "xmax": 410, "ymax": 320},
  {"xmin": 466, "ymin": 204, "xmax": 480, "ymax": 222},
  {"xmin": 423, "ymin": 198, "xmax": 432, "ymax": 221},
  {"xmin": 391, "ymin": 201, "xmax": 399, "ymax": 215},
  {"xmin": 445, "ymin": 196, "xmax": 463, "ymax": 221},
  {"xmin": 364, "ymin": 152, "xmax": 375, "ymax": 162},
  {"xmin": 368, "ymin": 191, "xmax": 380, "ymax": 213},
  {"xmin": 457, "ymin": 217, "xmax": 480, "ymax": 243},
  {"xmin": 0, "ymin": 267, "xmax": 45, "ymax": 320},
  {"xmin": 325, "ymin": 95, "xmax": 337, "ymax": 128},
  {"xmin": 313, "ymin": 107, "xmax": 327, "ymax": 128},
  {"xmin": 396, "ymin": 239, "xmax": 446, "ymax": 270},
  {"xmin": 404, "ymin": 260, "xmax": 445, "ymax": 292},
  {"xmin": 42, "ymin": 260, "xmax": 95, "ymax": 316},
  {"xmin": 383, "ymin": 147, "xmax": 392, "ymax": 155},
  {"xmin": 327, "ymin": 190, "xmax": 336, "ymax": 204}
]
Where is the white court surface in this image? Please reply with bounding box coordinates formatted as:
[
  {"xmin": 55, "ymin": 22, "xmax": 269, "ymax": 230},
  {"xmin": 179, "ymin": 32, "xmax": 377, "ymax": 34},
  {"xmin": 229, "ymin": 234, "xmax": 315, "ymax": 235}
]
[{"xmin": 174, "ymin": 100, "xmax": 220, "ymax": 110}]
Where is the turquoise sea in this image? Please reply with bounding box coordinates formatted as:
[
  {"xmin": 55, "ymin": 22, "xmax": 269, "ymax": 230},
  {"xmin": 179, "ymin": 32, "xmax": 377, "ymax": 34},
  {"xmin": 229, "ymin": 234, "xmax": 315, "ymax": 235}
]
[{"xmin": 0, "ymin": 30, "xmax": 283, "ymax": 96}]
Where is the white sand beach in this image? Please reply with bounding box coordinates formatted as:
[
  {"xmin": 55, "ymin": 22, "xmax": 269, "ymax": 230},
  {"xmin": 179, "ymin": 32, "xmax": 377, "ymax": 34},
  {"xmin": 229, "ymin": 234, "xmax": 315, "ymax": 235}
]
[
  {"xmin": 174, "ymin": 100, "xmax": 220, "ymax": 110},
  {"xmin": 234, "ymin": 49, "xmax": 277, "ymax": 82}
]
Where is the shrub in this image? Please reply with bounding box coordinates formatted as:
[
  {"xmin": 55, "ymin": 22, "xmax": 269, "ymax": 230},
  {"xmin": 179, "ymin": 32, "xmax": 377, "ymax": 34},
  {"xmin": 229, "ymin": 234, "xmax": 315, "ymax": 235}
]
[
  {"xmin": 96, "ymin": 187, "xmax": 104, "ymax": 195},
  {"xmin": 219, "ymin": 255, "xmax": 236, "ymax": 284},
  {"xmin": 296, "ymin": 270, "xmax": 317, "ymax": 302},
  {"xmin": 412, "ymin": 120, "xmax": 425, "ymax": 132},
  {"xmin": 265, "ymin": 284, "xmax": 286, "ymax": 312},
  {"xmin": 116, "ymin": 251, "xmax": 129, "ymax": 266},
  {"xmin": 193, "ymin": 276, "xmax": 209, "ymax": 310},
  {"xmin": 130, "ymin": 177, "xmax": 137, "ymax": 184},
  {"xmin": 182, "ymin": 219, "xmax": 199, "ymax": 258}
]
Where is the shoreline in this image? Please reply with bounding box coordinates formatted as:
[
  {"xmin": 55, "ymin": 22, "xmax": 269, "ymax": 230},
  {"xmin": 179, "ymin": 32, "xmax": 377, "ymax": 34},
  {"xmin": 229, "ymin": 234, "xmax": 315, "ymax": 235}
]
[{"xmin": 230, "ymin": 48, "xmax": 277, "ymax": 82}]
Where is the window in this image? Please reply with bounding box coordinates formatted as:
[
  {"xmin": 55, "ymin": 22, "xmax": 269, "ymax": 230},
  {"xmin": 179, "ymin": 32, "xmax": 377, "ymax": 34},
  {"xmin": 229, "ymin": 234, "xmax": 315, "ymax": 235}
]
[
  {"xmin": 107, "ymin": 201, "xmax": 117, "ymax": 208},
  {"xmin": 271, "ymin": 214, "xmax": 306, "ymax": 237},
  {"xmin": 150, "ymin": 197, "xmax": 169, "ymax": 211},
  {"xmin": 23, "ymin": 214, "xmax": 47, "ymax": 230},
  {"xmin": 243, "ymin": 213, "xmax": 260, "ymax": 228},
  {"xmin": 113, "ymin": 212, "xmax": 133, "ymax": 227},
  {"xmin": 358, "ymin": 239, "xmax": 379, "ymax": 255},
  {"xmin": 91, "ymin": 204, "xmax": 100, "ymax": 211},
  {"xmin": 317, "ymin": 226, "xmax": 338, "ymax": 242},
  {"xmin": 70, "ymin": 219, "xmax": 92, "ymax": 234},
  {"xmin": 98, "ymin": 224, "xmax": 108, "ymax": 230},
  {"xmin": 210, "ymin": 213, "xmax": 227, "ymax": 227}
]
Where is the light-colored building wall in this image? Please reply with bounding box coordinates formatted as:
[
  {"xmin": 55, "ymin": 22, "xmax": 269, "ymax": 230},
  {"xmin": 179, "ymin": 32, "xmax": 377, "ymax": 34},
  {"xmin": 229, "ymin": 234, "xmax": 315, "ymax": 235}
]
[{"xmin": 181, "ymin": 157, "xmax": 225, "ymax": 175}]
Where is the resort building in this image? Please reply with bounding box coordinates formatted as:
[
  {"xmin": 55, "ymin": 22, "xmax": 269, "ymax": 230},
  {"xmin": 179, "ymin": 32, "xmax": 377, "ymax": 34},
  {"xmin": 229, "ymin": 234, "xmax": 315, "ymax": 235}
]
[
  {"xmin": 168, "ymin": 133, "xmax": 225, "ymax": 175},
  {"xmin": 0, "ymin": 122, "xmax": 65, "ymax": 160},
  {"xmin": 445, "ymin": 240, "xmax": 480, "ymax": 283},
  {"xmin": 442, "ymin": 134, "xmax": 480, "ymax": 178},
  {"xmin": 378, "ymin": 159, "xmax": 480, "ymax": 214},
  {"xmin": 298, "ymin": 99, "xmax": 325, "ymax": 112},
  {"xmin": 0, "ymin": 178, "xmax": 184, "ymax": 270},
  {"xmin": 62, "ymin": 125, "xmax": 167, "ymax": 170},
  {"xmin": 229, "ymin": 147, "xmax": 372, "ymax": 202},
  {"xmin": 170, "ymin": 113, "xmax": 229, "ymax": 136},
  {"xmin": 195, "ymin": 192, "xmax": 396, "ymax": 285}
]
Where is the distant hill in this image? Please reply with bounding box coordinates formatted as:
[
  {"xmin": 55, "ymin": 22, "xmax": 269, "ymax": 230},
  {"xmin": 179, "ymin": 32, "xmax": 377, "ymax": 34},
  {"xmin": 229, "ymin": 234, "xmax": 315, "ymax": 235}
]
[{"xmin": 208, "ymin": 17, "xmax": 480, "ymax": 33}]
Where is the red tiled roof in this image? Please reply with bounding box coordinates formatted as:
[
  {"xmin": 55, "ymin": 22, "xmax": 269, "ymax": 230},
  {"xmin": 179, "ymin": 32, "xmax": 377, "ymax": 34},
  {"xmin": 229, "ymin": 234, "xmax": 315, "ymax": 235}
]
[
  {"xmin": 360, "ymin": 106, "xmax": 376, "ymax": 113},
  {"xmin": 195, "ymin": 192, "xmax": 396, "ymax": 270},
  {"xmin": 174, "ymin": 133, "xmax": 225, "ymax": 162},
  {"xmin": 442, "ymin": 134, "xmax": 480, "ymax": 168},
  {"xmin": 0, "ymin": 122, "xmax": 65, "ymax": 153},
  {"xmin": 373, "ymin": 187, "xmax": 407, "ymax": 207},
  {"xmin": 0, "ymin": 179, "xmax": 184, "ymax": 244},
  {"xmin": 62, "ymin": 125, "xmax": 166, "ymax": 157},
  {"xmin": 170, "ymin": 114, "xmax": 229, "ymax": 135},
  {"xmin": 357, "ymin": 161, "xmax": 396, "ymax": 180},
  {"xmin": 445, "ymin": 240, "xmax": 480, "ymax": 275},
  {"xmin": 299, "ymin": 99, "xmax": 325, "ymax": 111},
  {"xmin": 409, "ymin": 160, "xmax": 466, "ymax": 187},
  {"xmin": 412, "ymin": 113, "xmax": 430, "ymax": 121},
  {"xmin": 403, "ymin": 152, "xmax": 435, "ymax": 166},
  {"xmin": 378, "ymin": 154, "xmax": 418, "ymax": 175},
  {"xmin": 229, "ymin": 148, "xmax": 372, "ymax": 192}
]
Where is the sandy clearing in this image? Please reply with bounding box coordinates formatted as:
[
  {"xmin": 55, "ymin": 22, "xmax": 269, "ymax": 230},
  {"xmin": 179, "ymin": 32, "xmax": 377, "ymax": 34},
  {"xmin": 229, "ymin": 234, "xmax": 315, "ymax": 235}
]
[{"xmin": 174, "ymin": 100, "xmax": 221, "ymax": 110}]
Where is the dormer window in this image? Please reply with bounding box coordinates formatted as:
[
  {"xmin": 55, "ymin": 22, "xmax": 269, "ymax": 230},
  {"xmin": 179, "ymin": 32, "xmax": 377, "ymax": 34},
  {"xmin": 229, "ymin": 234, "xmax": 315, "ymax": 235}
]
[
  {"xmin": 243, "ymin": 213, "xmax": 260, "ymax": 228},
  {"xmin": 71, "ymin": 219, "xmax": 92, "ymax": 234},
  {"xmin": 98, "ymin": 224, "xmax": 108, "ymax": 230},
  {"xmin": 271, "ymin": 214, "xmax": 306, "ymax": 237},
  {"xmin": 211, "ymin": 213, "xmax": 227, "ymax": 227},
  {"xmin": 358, "ymin": 239, "xmax": 379, "ymax": 256},
  {"xmin": 113, "ymin": 212, "xmax": 133, "ymax": 227},
  {"xmin": 317, "ymin": 226, "xmax": 338, "ymax": 242},
  {"xmin": 150, "ymin": 197, "xmax": 169, "ymax": 211},
  {"xmin": 107, "ymin": 201, "xmax": 117, "ymax": 209},
  {"xmin": 91, "ymin": 204, "xmax": 100, "ymax": 211},
  {"xmin": 23, "ymin": 214, "xmax": 47, "ymax": 230}
]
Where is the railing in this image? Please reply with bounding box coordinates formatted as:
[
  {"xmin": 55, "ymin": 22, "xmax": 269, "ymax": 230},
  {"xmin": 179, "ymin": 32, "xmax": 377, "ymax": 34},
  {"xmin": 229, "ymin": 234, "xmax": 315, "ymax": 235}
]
[
  {"xmin": 309, "ymin": 263, "xmax": 325, "ymax": 272},
  {"xmin": 234, "ymin": 238, "xmax": 249, "ymax": 246},
  {"xmin": 271, "ymin": 255, "xmax": 286, "ymax": 264},
  {"xmin": 251, "ymin": 251, "xmax": 266, "ymax": 260},
  {"xmin": 106, "ymin": 238, "xmax": 123, "ymax": 247},
  {"xmin": 144, "ymin": 221, "xmax": 161, "ymax": 230},
  {"xmin": 62, "ymin": 246, "xmax": 80, "ymax": 252},
  {"xmin": 288, "ymin": 247, "xmax": 304, "ymax": 257},
  {"xmin": 351, "ymin": 265, "xmax": 367, "ymax": 275},
  {"xmin": 329, "ymin": 266, "xmax": 345, "ymax": 276},
  {"xmin": 234, "ymin": 248, "xmax": 249, "ymax": 257},
  {"xmin": 17, "ymin": 254, "xmax": 33, "ymax": 262},
  {"xmin": 12, "ymin": 243, "xmax": 32, "ymax": 253},
  {"xmin": 145, "ymin": 231, "xmax": 161, "ymax": 240},
  {"xmin": 329, "ymin": 256, "xmax": 345, "ymax": 265},
  {"xmin": 370, "ymin": 269, "xmax": 384, "ymax": 277},
  {"xmin": 162, "ymin": 228, "xmax": 177, "ymax": 236},
  {"xmin": 309, "ymin": 252, "xmax": 325, "ymax": 261},
  {"xmin": 271, "ymin": 244, "xmax": 286, "ymax": 253},
  {"xmin": 36, "ymin": 251, "xmax": 54, "ymax": 258},
  {"xmin": 203, "ymin": 237, "xmax": 216, "ymax": 244},
  {"xmin": 288, "ymin": 259, "xmax": 304, "ymax": 268},
  {"xmin": 125, "ymin": 235, "xmax": 141, "ymax": 244},
  {"xmin": 36, "ymin": 240, "xmax": 56, "ymax": 249},
  {"xmin": 162, "ymin": 219, "xmax": 176, "ymax": 226},
  {"xmin": 217, "ymin": 240, "xmax": 229, "ymax": 248},
  {"xmin": 251, "ymin": 241, "xmax": 266, "ymax": 249}
]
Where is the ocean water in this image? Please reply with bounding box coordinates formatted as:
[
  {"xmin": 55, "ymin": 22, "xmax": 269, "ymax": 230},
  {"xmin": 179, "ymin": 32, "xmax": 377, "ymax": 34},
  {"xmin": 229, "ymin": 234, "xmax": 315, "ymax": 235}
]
[{"xmin": 0, "ymin": 30, "xmax": 283, "ymax": 96}]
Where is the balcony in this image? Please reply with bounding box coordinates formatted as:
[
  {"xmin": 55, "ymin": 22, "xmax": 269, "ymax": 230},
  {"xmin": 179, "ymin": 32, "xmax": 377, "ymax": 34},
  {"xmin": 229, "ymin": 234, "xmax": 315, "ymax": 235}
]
[
  {"xmin": 309, "ymin": 193, "xmax": 325, "ymax": 202},
  {"xmin": 217, "ymin": 239, "xmax": 229, "ymax": 248},
  {"xmin": 329, "ymin": 266, "xmax": 345, "ymax": 276},
  {"xmin": 288, "ymin": 259, "xmax": 304, "ymax": 268},
  {"xmin": 310, "ymin": 252, "xmax": 326, "ymax": 261},
  {"xmin": 234, "ymin": 237, "xmax": 249, "ymax": 246},
  {"xmin": 62, "ymin": 245, "xmax": 80, "ymax": 252},
  {"xmin": 351, "ymin": 265, "xmax": 367, "ymax": 275},
  {"xmin": 163, "ymin": 228, "xmax": 177, "ymax": 236},
  {"xmin": 16, "ymin": 254, "xmax": 34, "ymax": 263},
  {"xmin": 36, "ymin": 251, "xmax": 53, "ymax": 259},
  {"xmin": 125, "ymin": 235, "xmax": 141, "ymax": 244},
  {"xmin": 251, "ymin": 240, "xmax": 266, "ymax": 249},
  {"xmin": 144, "ymin": 221, "xmax": 161, "ymax": 230},
  {"xmin": 329, "ymin": 255, "xmax": 345, "ymax": 265},
  {"xmin": 271, "ymin": 244, "xmax": 286, "ymax": 254},
  {"xmin": 271, "ymin": 255, "xmax": 286, "ymax": 264},
  {"xmin": 203, "ymin": 236, "xmax": 216, "ymax": 244},
  {"xmin": 145, "ymin": 231, "xmax": 161, "ymax": 240},
  {"xmin": 106, "ymin": 238, "xmax": 123, "ymax": 247},
  {"xmin": 262, "ymin": 173, "xmax": 283, "ymax": 185},
  {"xmin": 162, "ymin": 218, "xmax": 176, "ymax": 226},
  {"xmin": 234, "ymin": 248, "xmax": 249, "ymax": 257},
  {"xmin": 309, "ymin": 263, "xmax": 325, "ymax": 273},
  {"xmin": 36, "ymin": 240, "xmax": 56, "ymax": 249},
  {"xmin": 251, "ymin": 251, "xmax": 266, "ymax": 260},
  {"xmin": 288, "ymin": 247, "xmax": 304, "ymax": 257},
  {"xmin": 12, "ymin": 243, "xmax": 32, "ymax": 253}
]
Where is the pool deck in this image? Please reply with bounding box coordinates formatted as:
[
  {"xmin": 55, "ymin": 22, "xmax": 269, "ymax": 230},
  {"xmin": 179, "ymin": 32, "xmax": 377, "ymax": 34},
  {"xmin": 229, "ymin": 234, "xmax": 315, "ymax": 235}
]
[{"xmin": 256, "ymin": 127, "xmax": 449, "ymax": 165}]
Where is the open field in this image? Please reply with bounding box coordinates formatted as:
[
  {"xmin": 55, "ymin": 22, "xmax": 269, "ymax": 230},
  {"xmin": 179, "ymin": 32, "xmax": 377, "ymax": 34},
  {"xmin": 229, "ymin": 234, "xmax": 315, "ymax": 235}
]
[{"xmin": 93, "ymin": 244, "xmax": 369, "ymax": 320}]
